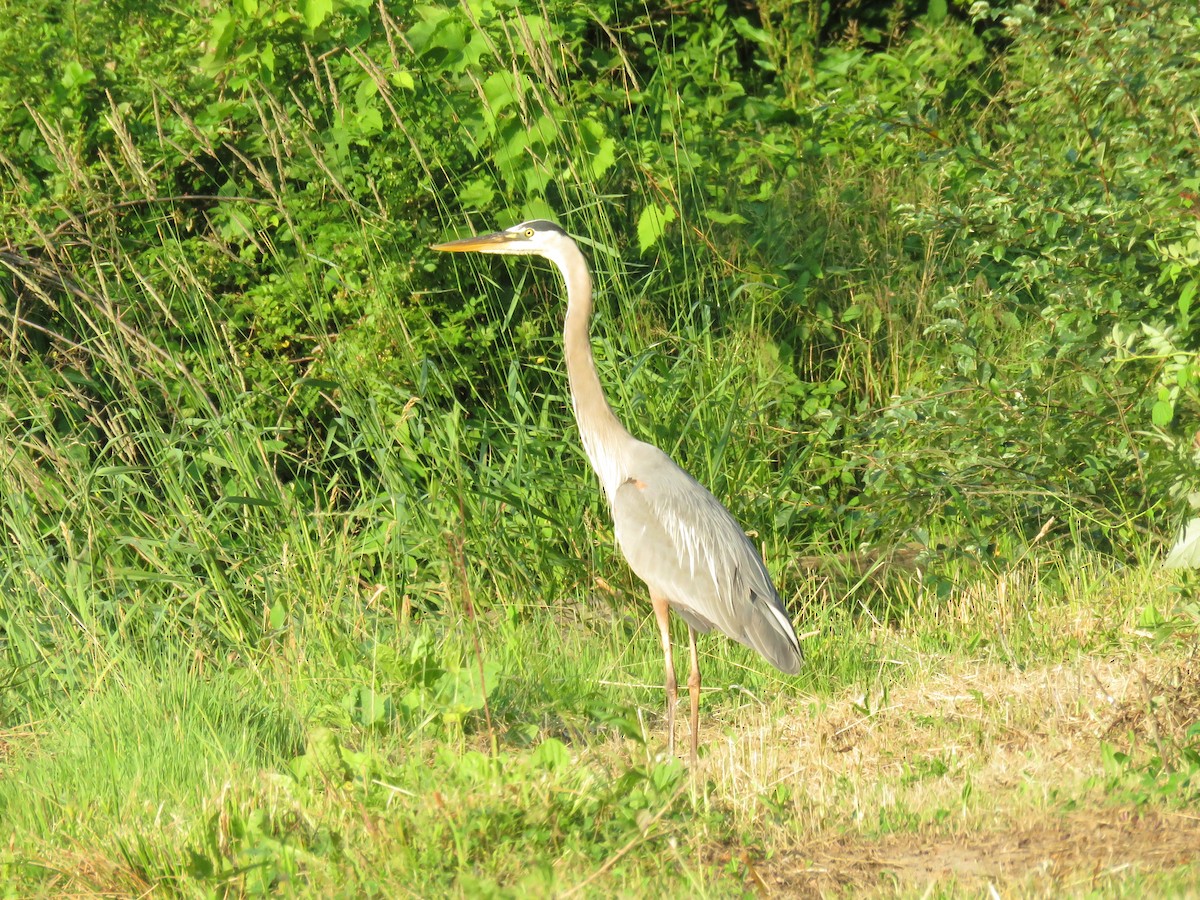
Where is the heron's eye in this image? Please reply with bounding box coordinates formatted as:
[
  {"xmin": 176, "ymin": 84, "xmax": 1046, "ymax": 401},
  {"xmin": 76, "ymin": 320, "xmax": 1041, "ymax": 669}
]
[{"xmin": 524, "ymin": 228, "xmax": 534, "ymax": 237}]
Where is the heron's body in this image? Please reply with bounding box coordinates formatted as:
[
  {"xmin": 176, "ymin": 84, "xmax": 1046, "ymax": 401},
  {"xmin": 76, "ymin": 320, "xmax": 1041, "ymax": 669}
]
[
  {"xmin": 610, "ymin": 443, "xmax": 803, "ymax": 671},
  {"xmin": 433, "ymin": 220, "xmax": 802, "ymax": 762}
]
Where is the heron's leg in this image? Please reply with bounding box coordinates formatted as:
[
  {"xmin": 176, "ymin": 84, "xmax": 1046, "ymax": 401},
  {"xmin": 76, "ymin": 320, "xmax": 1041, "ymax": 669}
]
[
  {"xmin": 687, "ymin": 625, "xmax": 700, "ymax": 767},
  {"xmin": 651, "ymin": 593, "xmax": 677, "ymax": 758}
]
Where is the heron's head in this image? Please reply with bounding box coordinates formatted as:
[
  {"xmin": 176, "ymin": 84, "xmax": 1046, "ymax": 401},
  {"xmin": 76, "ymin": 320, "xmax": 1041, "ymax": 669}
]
[{"xmin": 431, "ymin": 219, "xmax": 572, "ymax": 259}]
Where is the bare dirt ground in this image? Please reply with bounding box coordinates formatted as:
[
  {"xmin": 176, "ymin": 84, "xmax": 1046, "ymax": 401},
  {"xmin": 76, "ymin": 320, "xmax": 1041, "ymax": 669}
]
[{"xmin": 770, "ymin": 808, "xmax": 1200, "ymax": 896}]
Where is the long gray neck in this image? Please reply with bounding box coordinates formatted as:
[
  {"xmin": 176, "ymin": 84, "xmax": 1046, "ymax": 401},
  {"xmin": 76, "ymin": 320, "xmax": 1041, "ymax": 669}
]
[{"xmin": 552, "ymin": 240, "xmax": 635, "ymax": 502}]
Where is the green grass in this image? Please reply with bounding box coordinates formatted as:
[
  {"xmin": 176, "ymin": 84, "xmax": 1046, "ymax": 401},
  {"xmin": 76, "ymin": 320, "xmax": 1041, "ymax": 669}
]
[
  {"xmin": 0, "ymin": 658, "xmax": 302, "ymax": 848},
  {"xmin": 4, "ymin": 536, "xmax": 1199, "ymax": 895}
]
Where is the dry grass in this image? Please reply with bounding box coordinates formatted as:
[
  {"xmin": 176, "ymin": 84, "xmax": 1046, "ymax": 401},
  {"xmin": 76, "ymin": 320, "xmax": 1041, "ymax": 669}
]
[{"xmin": 696, "ymin": 623, "xmax": 1200, "ymax": 895}]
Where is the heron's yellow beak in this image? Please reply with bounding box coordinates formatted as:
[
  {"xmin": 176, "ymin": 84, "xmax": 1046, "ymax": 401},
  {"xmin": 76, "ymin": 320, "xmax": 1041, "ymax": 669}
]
[{"xmin": 430, "ymin": 230, "xmax": 515, "ymax": 253}]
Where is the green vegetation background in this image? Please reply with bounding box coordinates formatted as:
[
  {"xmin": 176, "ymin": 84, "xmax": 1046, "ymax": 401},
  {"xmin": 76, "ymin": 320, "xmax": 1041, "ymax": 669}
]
[{"xmin": 1, "ymin": 0, "xmax": 1199, "ymax": 894}]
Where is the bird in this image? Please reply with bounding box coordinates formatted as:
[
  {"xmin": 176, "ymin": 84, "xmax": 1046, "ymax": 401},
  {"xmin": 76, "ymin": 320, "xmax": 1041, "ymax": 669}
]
[{"xmin": 431, "ymin": 219, "xmax": 803, "ymax": 764}]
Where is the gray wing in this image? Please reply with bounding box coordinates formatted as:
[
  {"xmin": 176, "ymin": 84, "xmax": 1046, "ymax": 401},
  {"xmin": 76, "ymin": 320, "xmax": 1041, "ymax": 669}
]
[{"xmin": 611, "ymin": 443, "xmax": 803, "ymax": 675}]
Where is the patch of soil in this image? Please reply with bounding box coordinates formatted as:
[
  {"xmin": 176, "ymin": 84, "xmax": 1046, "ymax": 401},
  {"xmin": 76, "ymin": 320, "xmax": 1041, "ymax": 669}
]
[{"xmin": 762, "ymin": 808, "xmax": 1200, "ymax": 896}]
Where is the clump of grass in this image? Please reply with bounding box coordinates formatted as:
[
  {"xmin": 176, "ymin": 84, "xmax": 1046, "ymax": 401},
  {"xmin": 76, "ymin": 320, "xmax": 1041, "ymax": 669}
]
[{"xmin": 0, "ymin": 658, "xmax": 303, "ymax": 845}]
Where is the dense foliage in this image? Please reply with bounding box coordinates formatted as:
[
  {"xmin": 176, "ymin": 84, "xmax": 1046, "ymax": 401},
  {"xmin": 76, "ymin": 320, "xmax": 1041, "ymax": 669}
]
[{"xmin": 0, "ymin": 0, "xmax": 1196, "ymax": 680}]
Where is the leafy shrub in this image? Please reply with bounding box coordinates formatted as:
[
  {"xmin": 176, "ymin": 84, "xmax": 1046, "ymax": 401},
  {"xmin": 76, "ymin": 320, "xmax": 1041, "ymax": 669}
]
[{"xmin": 3, "ymin": 0, "xmax": 1197, "ymax": 696}]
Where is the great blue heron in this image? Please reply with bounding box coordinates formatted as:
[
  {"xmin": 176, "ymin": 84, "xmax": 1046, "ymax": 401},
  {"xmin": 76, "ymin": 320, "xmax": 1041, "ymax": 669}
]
[{"xmin": 432, "ymin": 220, "xmax": 803, "ymax": 764}]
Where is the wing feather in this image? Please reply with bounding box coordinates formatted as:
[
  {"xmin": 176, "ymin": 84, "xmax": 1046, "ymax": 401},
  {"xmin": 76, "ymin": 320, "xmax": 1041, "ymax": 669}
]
[{"xmin": 611, "ymin": 443, "xmax": 802, "ymax": 674}]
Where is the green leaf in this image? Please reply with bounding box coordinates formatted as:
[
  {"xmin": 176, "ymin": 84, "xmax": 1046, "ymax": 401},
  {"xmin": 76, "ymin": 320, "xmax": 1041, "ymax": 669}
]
[
  {"xmin": 303, "ymin": 726, "xmax": 349, "ymax": 781},
  {"xmin": 587, "ymin": 137, "xmax": 616, "ymax": 180},
  {"xmin": 203, "ymin": 11, "xmax": 236, "ymax": 69},
  {"xmin": 703, "ymin": 210, "xmax": 749, "ymax": 225},
  {"xmin": 60, "ymin": 61, "xmax": 95, "ymax": 91},
  {"xmin": 456, "ymin": 178, "xmax": 495, "ymax": 209},
  {"xmin": 434, "ymin": 662, "xmax": 498, "ymax": 724},
  {"xmin": 220, "ymin": 495, "xmax": 278, "ymax": 508},
  {"xmin": 482, "ymin": 71, "xmax": 517, "ymax": 115},
  {"xmin": 518, "ymin": 198, "xmax": 557, "ymax": 222},
  {"xmin": 637, "ymin": 203, "xmax": 676, "ymax": 254},
  {"xmin": 1138, "ymin": 601, "xmax": 1167, "ymax": 628},
  {"xmin": 1044, "ymin": 211, "xmax": 1063, "ymax": 240},
  {"xmin": 303, "ymin": 0, "xmax": 333, "ymax": 31},
  {"xmin": 200, "ymin": 450, "xmax": 233, "ymax": 469},
  {"xmin": 531, "ymin": 738, "xmax": 570, "ymax": 771},
  {"xmin": 579, "ymin": 119, "xmax": 615, "ymax": 181},
  {"xmin": 353, "ymin": 105, "xmax": 383, "ymax": 134},
  {"xmin": 731, "ymin": 16, "xmax": 771, "ymax": 45},
  {"xmin": 352, "ymin": 685, "xmax": 392, "ymax": 727},
  {"xmin": 1151, "ymin": 398, "xmax": 1174, "ymax": 426},
  {"xmin": 259, "ymin": 41, "xmax": 275, "ymax": 77},
  {"xmin": 1179, "ymin": 279, "xmax": 1197, "ymax": 319}
]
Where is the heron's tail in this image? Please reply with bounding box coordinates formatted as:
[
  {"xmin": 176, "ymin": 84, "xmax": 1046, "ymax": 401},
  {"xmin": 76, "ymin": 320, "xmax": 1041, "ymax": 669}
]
[{"xmin": 741, "ymin": 588, "xmax": 803, "ymax": 675}]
